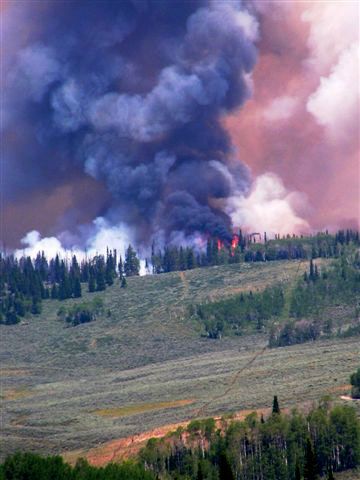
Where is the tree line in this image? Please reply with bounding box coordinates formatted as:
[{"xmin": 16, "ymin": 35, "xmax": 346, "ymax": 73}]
[
  {"xmin": 191, "ymin": 286, "xmax": 285, "ymax": 339},
  {"xmin": 151, "ymin": 229, "xmax": 360, "ymax": 273},
  {"xmin": 0, "ymin": 245, "xmax": 139, "ymax": 325},
  {"xmin": 139, "ymin": 399, "xmax": 359, "ymax": 479},
  {"xmin": 1, "ymin": 230, "xmax": 358, "ymax": 326},
  {"xmin": 2, "ymin": 399, "xmax": 358, "ymax": 479},
  {"xmin": 270, "ymin": 247, "xmax": 360, "ymax": 347},
  {"xmin": 191, "ymin": 245, "xmax": 359, "ymax": 344}
]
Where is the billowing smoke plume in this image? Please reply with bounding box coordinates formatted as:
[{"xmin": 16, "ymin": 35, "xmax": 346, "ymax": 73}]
[
  {"xmin": 3, "ymin": 0, "xmax": 259, "ymax": 250},
  {"xmin": 225, "ymin": 0, "xmax": 359, "ymax": 232}
]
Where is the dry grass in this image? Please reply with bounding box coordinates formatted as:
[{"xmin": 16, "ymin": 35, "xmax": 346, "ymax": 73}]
[
  {"xmin": 0, "ymin": 258, "xmax": 358, "ymax": 462},
  {"xmin": 1, "ymin": 388, "xmax": 33, "ymax": 401},
  {"xmin": 93, "ymin": 399, "xmax": 194, "ymax": 418},
  {"xmin": 335, "ymin": 470, "xmax": 360, "ymax": 479}
]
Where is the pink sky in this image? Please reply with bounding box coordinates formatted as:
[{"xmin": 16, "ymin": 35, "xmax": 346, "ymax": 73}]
[{"xmin": 225, "ymin": 0, "xmax": 359, "ymax": 231}]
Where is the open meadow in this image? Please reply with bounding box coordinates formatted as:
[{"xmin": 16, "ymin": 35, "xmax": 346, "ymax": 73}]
[{"xmin": 1, "ymin": 259, "xmax": 359, "ymax": 461}]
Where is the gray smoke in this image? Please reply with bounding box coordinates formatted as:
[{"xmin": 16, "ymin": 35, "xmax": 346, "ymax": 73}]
[{"xmin": 3, "ymin": 0, "xmax": 258, "ymax": 247}]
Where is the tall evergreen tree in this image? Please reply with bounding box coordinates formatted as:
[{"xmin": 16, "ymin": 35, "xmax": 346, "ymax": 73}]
[
  {"xmin": 272, "ymin": 395, "xmax": 280, "ymax": 415},
  {"xmin": 124, "ymin": 245, "xmax": 140, "ymax": 276},
  {"xmin": 118, "ymin": 256, "xmax": 124, "ymax": 279},
  {"xmin": 218, "ymin": 452, "xmax": 234, "ymax": 480},
  {"xmin": 88, "ymin": 270, "xmax": 96, "ymax": 293},
  {"xmin": 304, "ymin": 438, "xmax": 318, "ymax": 480},
  {"xmin": 73, "ymin": 277, "xmax": 82, "ymax": 298},
  {"xmin": 327, "ymin": 467, "xmax": 334, "ymax": 480}
]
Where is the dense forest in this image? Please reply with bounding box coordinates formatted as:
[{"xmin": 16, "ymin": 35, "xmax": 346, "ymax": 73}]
[
  {"xmin": 0, "ymin": 245, "xmax": 138, "ymax": 325},
  {"xmin": 0, "ymin": 230, "xmax": 359, "ymax": 326},
  {"xmin": 190, "ymin": 244, "xmax": 359, "ymax": 345},
  {"xmin": 1, "ymin": 400, "xmax": 359, "ymax": 479},
  {"xmin": 269, "ymin": 250, "xmax": 360, "ymax": 347}
]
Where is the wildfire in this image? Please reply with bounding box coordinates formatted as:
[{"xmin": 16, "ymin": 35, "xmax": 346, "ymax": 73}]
[
  {"xmin": 217, "ymin": 239, "xmax": 224, "ymax": 251},
  {"xmin": 231, "ymin": 234, "xmax": 239, "ymax": 250},
  {"xmin": 216, "ymin": 234, "xmax": 239, "ymax": 253}
]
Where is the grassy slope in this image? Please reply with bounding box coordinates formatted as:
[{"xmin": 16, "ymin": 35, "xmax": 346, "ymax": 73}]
[
  {"xmin": 336, "ymin": 470, "xmax": 360, "ymax": 479},
  {"xmin": 0, "ymin": 259, "xmax": 359, "ymax": 460}
]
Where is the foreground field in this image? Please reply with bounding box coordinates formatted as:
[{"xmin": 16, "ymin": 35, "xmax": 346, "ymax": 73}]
[{"xmin": 1, "ymin": 259, "xmax": 358, "ymax": 461}]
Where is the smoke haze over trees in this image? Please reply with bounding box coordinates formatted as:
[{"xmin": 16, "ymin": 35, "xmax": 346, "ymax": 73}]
[{"xmin": 2, "ymin": 0, "xmax": 261, "ymax": 251}]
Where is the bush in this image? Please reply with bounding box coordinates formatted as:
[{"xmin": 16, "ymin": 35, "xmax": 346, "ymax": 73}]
[
  {"xmin": 350, "ymin": 368, "xmax": 360, "ymax": 399},
  {"xmin": 57, "ymin": 297, "xmax": 104, "ymax": 327}
]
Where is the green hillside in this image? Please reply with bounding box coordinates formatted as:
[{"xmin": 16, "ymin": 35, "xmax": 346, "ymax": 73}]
[{"xmin": 1, "ymin": 259, "xmax": 359, "ymax": 460}]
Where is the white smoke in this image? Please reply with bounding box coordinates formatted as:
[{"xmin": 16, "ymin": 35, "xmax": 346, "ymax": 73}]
[
  {"xmin": 226, "ymin": 173, "xmax": 310, "ymax": 236},
  {"xmin": 307, "ymin": 42, "xmax": 359, "ymax": 142},
  {"xmin": 15, "ymin": 217, "xmax": 135, "ymax": 264},
  {"xmin": 304, "ymin": 2, "xmax": 359, "ymax": 143},
  {"xmin": 263, "ymin": 95, "xmax": 299, "ymax": 123}
]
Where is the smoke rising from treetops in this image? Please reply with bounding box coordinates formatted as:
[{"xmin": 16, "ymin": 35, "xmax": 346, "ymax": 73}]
[{"xmin": 3, "ymin": 0, "xmax": 264, "ymax": 252}]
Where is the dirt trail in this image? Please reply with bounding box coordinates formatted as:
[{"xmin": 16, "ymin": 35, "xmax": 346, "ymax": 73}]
[
  {"xmin": 194, "ymin": 345, "xmax": 268, "ymax": 417},
  {"xmin": 340, "ymin": 395, "xmax": 359, "ymax": 402},
  {"xmin": 179, "ymin": 271, "xmax": 189, "ymax": 296}
]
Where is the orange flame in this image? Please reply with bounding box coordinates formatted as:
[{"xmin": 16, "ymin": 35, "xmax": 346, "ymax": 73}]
[{"xmin": 231, "ymin": 234, "xmax": 239, "ymax": 249}]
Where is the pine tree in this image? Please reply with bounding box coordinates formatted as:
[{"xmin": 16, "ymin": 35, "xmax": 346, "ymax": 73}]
[
  {"xmin": 309, "ymin": 259, "xmax": 315, "ymax": 281},
  {"xmin": 186, "ymin": 247, "xmax": 196, "ymax": 270},
  {"xmin": 31, "ymin": 297, "xmax": 41, "ymax": 315},
  {"xmin": 118, "ymin": 256, "xmax": 124, "ymax": 279},
  {"xmin": 105, "ymin": 251, "xmax": 115, "ymax": 286},
  {"xmin": 96, "ymin": 268, "xmax": 106, "ymax": 291},
  {"xmin": 121, "ymin": 276, "xmax": 127, "ymax": 288},
  {"xmin": 327, "ymin": 467, "xmax": 334, "ymax": 480},
  {"xmin": 304, "ymin": 438, "xmax": 318, "ymax": 480},
  {"xmin": 51, "ymin": 283, "xmax": 58, "ymax": 299},
  {"xmin": 295, "ymin": 460, "xmax": 302, "ymax": 480},
  {"xmin": 73, "ymin": 277, "xmax": 82, "ymax": 298},
  {"xmin": 88, "ymin": 271, "xmax": 96, "ymax": 293},
  {"xmin": 314, "ymin": 264, "xmax": 319, "ymax": 280},
  {"xmin": 94, "ymin": 256, "xmax": 106, "ymax": 291},
  {"xmin": 272, "ymin": 395, "xmax": 280, "ymax": 415},
  {"xmin": 124, "ymin": 245, "xmax": 140, "ymax": 276},
  {"xmin": 58, "ymin": 278, "xmax": 69, "ymax": 300},
  {"xmin": 218, "ymin": 452, "xmax": 234, "ymax": 480}
]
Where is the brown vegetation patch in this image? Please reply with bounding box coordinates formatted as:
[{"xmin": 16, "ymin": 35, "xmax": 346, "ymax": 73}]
[
  {"xmin": 328, "ymin": 384, "xmax": 352, "ymax": 393},
  {"xmin": 1, "ymin": 388, "xmax": 33, "ymax": 401},
  {"xmin": 0, "ymin": 369, "xmax": 30, "ymax": 377},
  {"xmin": 10, "ymin": 414, "xmax": 30, "ymax": 427},
  {"xmin": 65, "ymin": 406, "xmax": 273, "ymax": 467},
  {"xmin": 92, "ymin": 399, "xmax": 194, "ymax": 418}
]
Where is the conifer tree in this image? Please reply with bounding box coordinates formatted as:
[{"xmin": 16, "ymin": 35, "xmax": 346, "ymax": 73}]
[
  {"xmin": 327, "ymin": 467, "xmax": 334, "ymax": 480},
  {"xmin": 73, "ymin": 277, "xmax": 82, "ymax": 298},
  {"xmin": 105, "ymin": 250, "xmax": 115, "ymax": 285},
  {"xmin": 272, "ymin": 395, "xmax": 280, "ymax": 415},
  {"xmin": 304, "ymin": 438, "xmax": 318, "ymax": 480},
  {"xmin": 51, "ymin": 283, "xmax": 58, "ymax": 299},
  {"xmin": 124, "ymin": 245, "xmax": 140, "ymax": 276},
  {"xmin": 96, "ymin": 268, "xmax": 106, "ymax": 291},
  {"xmin": 88, "ymin": 271, "xmax": 96, "ymax": 293},
  {"xmin": 118, "ymin": 256, "xmax": 124, "ymax": 279},
  {"xmin": 309, "ymin": 259, "xmax": 315, "ymax": 281},
  {"xmin": 218, "ymin": 452, "xmax": 234, "ymax": 480}
]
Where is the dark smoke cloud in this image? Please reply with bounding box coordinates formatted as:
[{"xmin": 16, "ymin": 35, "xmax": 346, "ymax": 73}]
[{"xmin": 3, "ymin": 0, "xmax": 258, "ymax": 247}]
